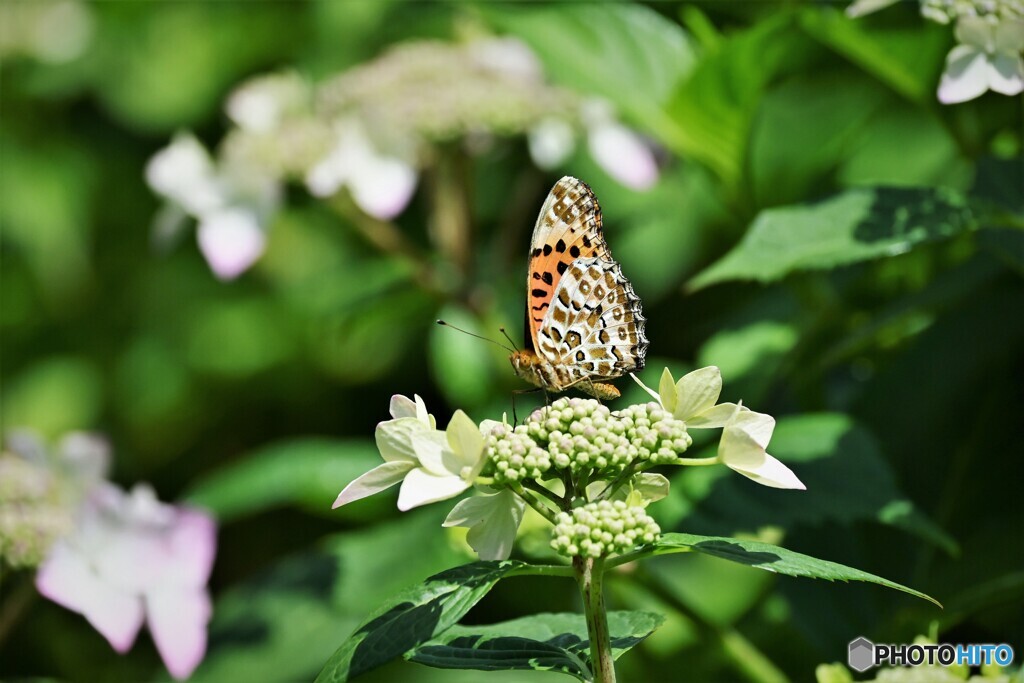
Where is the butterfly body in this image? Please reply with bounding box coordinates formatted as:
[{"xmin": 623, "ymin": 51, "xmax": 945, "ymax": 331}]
[{"xmin": 511, "ymin": 177, "xmax": 648, "ymax": 399}]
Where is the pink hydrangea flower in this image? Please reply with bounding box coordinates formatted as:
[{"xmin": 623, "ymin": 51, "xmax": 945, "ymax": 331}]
[{"xmin": 36, "ymin": 483, "xmax": 216, "ymax": 680}]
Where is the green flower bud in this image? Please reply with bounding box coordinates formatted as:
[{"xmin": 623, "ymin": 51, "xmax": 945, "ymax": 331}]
[{"xmin": 550, "ymin": 500, "xmax": 661, "ymax": 558}]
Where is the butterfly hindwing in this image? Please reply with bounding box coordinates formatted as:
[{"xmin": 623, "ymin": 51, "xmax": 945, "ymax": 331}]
[
  {"xmin": 526, "ymin": 177, "xmax": 611, "ymax": 352},
  {"xmin": 536, "ymin": 256, "xmax": 648, "ymax": 386}
]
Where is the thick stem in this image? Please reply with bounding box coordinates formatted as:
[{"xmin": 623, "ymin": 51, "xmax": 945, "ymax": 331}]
[{"xmin": 574, "ymin": 556, "xmax": 616, "ymax": 683}]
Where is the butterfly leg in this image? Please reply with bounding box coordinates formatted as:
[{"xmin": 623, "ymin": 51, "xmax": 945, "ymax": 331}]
[{"xmin": 510, "ymin": 388, "xmax": 544, "ymax": 426}]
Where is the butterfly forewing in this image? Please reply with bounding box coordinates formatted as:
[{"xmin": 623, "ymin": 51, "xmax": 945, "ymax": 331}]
[
  {"xmin": 520, "ymin": 176, "xmax": 648, "ymax": 394},
  {"xmin": 526, "ymin": 177, "xmax": 610, "ymax": 352}
]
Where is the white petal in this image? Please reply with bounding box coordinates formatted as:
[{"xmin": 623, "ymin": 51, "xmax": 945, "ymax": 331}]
[
  {"xmin": 332, "ymin": 460, "xmax": 415, "ymax": 508},
  {"xmin": 469, "ymin": 37, "xmax": 543, "ymax": 80},
  {"xmin": 587, "ymin": 121, "xmax": 658, "ymax": 190},
  {"xmin": 629, "ymin": 372, "xmax": 662, "ymax": 403},
  {"xmin": 994, "ymin": 20, "xmax": 1024, "ymax": 52},
  {"xmin": 58, "ymin": 432, "xmax": 111, "ymax": 484},
  {"xmin": 446, "ymin": 410, "xmax": 485, "ymax": 476},
  {"xmin": 719, "ymin": 426, "xmax": 805, "ymax": 490},
  {"xmin": 409, "ymin": 429, "xmax": 451, "ymax": 476},
  {"xmin": 954, "ymin": 16, "xmax": 995, "ymax": 51},
  {"xmin": 375, "ymin": 417, "xmax": 429, "ymax": 464},
  {"xmin": 633, "ymin": 473, "xmax": 670, "ymax": 504},
  {"xmin": 845, "ymin": 0, "xmax": 900, "ymax": 18},
  {"xmin": 939, "ymin": 45, "xmax": 991, "ymax": 104},
  {"xmin": 36, "ymin": 542, "xmax": 144, "ymax": 652},
  {"xmin": 305, "ymin": 148, "xmax": 347, "ymax": 198},
  {"xmin": 687, "ymin": 402, "xmax": 743, "ymax": 429},
  {"xmin": 146, "ymin": 588, "xmax": 212, "ymax": 679},
  {"xmin": 389, "ymin": 395, "xmax": 418, "ymax": 420},
  {"xmin": 443, "ymin": 490, "xmax": 525, "ymax": 561},
  {"xmin": 674, "ymin": 366, "xmax": 723, "ymax": 421},
  {"xmin": 989, "ymin": 51, "xmax": 1024, "ymax": 96},
  {"xmin": 729, "ymin": 410, "xmax": 775, "ymax": 448},
  {"xmin": 527, "ymin": 118, "xmax": 576, "ymax": 170},
  {"xmin": 657, "ymin": 368, "xmax": 677, "ymax": 413},
  {"xmin": 196, "ymin": 208, "xmax": 266, "ymax": 280},
  {"xmin": 145, "ymin": 134, "xmax": 224, "ymax": 215},
  {"xmin": 397, "ymin": 468, "xmax": 470, "ymax": 511},
  {"xmin": 347, "ymin": 154, "xmax": 417, "ymax": 220}
]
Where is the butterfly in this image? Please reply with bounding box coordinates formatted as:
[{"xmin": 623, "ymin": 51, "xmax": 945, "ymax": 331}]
[{"xmin": 510, "ymin": 176, "xmax": 648, "ymax": 400}]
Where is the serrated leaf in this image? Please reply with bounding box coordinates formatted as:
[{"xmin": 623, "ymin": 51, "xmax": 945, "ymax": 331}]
[
  {"xmin": 689, "ymin": 187, "xmax": 978, "ymax": 289},
  {"xmin": 315, "ymin": 560, "xmax": 528, "ymax": 683},
  {"xmin": 655, "ymin": 532, "xmax": 940, "ymax": 606},
  {"xmin": 183, "ymin": 439, "xmax": 382, "ymax": 521},
  {"xmin": 190, "ymin": 509, "xmax": 465, "ymax": 683},
  {"xmin": 408, "ymin": 611, "xmax": 664, "ymax": 680}
]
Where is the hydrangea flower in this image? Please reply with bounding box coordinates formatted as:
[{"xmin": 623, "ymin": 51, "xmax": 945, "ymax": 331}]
[
  {"xmin": 145, "ymin": 133, "xmax": 279, "ymax": 280},
  {"xmin": 443, "ymin": 488, "xmax": 526, "ymax": 561},
  {"xmin": 333, "ymin": 395, "xmax": 486, "ymax": 511},
  {"xmin": 718, "ymin": 407, "xmax": 806, "ymax": 490},
  {"xmin": 938, "ymin": 17, "xmax": 1024, "ymax": 103},
  {"xmin": 550, "ymin": 501, "xmax": 661, "ymax": 558},
  {"xmin": 36, "ymin": 483, "xmax": 216, "ymax": 680}
]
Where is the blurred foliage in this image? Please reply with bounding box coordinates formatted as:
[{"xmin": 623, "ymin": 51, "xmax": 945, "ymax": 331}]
[{"xmin": 1, "ymin": 1, "xmax": 1022, "ymax": 682}]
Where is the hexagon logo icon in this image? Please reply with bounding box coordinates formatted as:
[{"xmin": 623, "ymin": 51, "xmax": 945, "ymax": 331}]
[{"xmin": 848, "ymin": 637, "xmax": 875, "ymax": 673}]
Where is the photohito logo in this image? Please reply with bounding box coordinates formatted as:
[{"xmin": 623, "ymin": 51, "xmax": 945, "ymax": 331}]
[{"xmin": 848, "ymin": 637, "xmax": 1015, "ymax": 672}]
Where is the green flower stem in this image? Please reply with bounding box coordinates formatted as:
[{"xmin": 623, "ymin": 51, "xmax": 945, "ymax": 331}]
[
  {"xmin": 674, "ymin": 456, "xmax": 720, "ymax": 466},
  {"xmin": 512, "ymin": 484, "xmax": 559, "ymax": 525},
  {"xmin": 575, "ymin": 556, "xmax": 616, "ymax": 683},
  {"xmin": 0, "ymin": 572, "xmax": 36, "ymax": 648},
  {"xmin": 522, "ymin": 479, "xmax": 569, "ymax": 511},
  {"xmin": 595, "ymin": 462, "xmax": 641, "ymax": 501}
]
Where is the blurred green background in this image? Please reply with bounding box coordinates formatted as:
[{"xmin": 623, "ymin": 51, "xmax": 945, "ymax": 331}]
[{"xmin": 1, "ymin": 1, "xmax": 1022, "ymax": 681}]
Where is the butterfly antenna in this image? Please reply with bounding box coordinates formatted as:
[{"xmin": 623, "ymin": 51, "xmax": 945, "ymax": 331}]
[
  {"xmin": 436, "ymin": 320, "xmax": 514, "ymax": 353},
  {"xmin": 499, "ymin": 327, "xmax": 520, "ymax": 352}
]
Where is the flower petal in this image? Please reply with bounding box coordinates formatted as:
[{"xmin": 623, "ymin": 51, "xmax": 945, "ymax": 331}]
[
  {"xmin": 938, "ymin": 45, "xmax": 991, "ymax": 104},
  {"xmin": 989, "ymin": 51, "xmax": 1024, "ymax": 96},
  {"xmin": 347, "ymin": 154, "xmax": 418, "ymax": 220},
  {"xmin": 375, "ymin": 417, "xmax": 428, "ymax": 464},
  {"xmin": 954, "ymin": 16, "xmax": 994, "ymax": 51},
  {"xmin": 674, "ymin": 366, "xmax": 723, "ymax": 421},
  {"xmin": 632, "ymin": 473, "xmax": 670, "ymax": 505},
  {"xmin": 196, "ymin": 208, "xmax": 266, "ymax": 280},
  {"xmin": 147, "ymin": 588, "xmax": 212, "ymax": 679},
  {"xmin": 587, "ymin": 120, "xmax": 658, "ymax": 191},
  {"xmin": 728, "ymin": 410, "xmax": 776, "ymax": 448},
  {"xmin": 629, "ymin": 372, "xmax": 662, "ymax": 403},
  {"xmin": 845, "ymin": 0, "xmax": 900, "ymax": 18},
  {"xmin": 995, "ymin": 20, "xmax": 1024, "ymax": 52},
  {"xmin": 389, "ymin": 394, "xmax": 418, "ymax": 419},
  {"xmin": 443, "ymin": 490, "xmax": 525, "ymax": 561},
  {"xmin": 657, "ymin": 368, "xmax": 677, "ymax": 413},
  {"xmin": 397, "ymin": 467, "xmax": 470, "ymax": 511},
  {"xmin": 446, "ymin": 410, "xmax": 485, "ymax": 476},
  {"xmin": 687, "ymin": 402, "xmax": 743, "ymax": 429},
  {"xmin": 527, "ymin": 117, "xmax": 576, "ymax": 170},
  {"xmin": 409, "ymin": 428, "xmax": 450, "ymax": 475},
  {"xmin": 332, "ymin": 460, "xmax": 415, "ymax": 508},
  {"xmin": 163, "ymin": 509, "xmax": 217, "ymax": 587},
  {"xmin": 145, "ymin": 133, "xmax": 224, "ymax": 215},
  {"xmin": 719, "ymin": 423, "xmax": 805, "ymax": 490},
  {"xmin": 36, "ymin": 541, "xmax": 144, "ymax": 652}
]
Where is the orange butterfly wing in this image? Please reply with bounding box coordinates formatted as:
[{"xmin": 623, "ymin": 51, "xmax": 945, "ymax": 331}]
[{"xmin": 525, "ymin": 177, "xmax": 611, "ymax": 352}]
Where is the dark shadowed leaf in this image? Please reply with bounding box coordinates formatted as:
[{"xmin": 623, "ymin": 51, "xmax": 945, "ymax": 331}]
[{"xmin": 408, "ymin": 611, "xmax": 664, "ymax": 680}]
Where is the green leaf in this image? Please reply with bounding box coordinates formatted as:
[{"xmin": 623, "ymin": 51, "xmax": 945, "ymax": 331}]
[
  {"xmin": 484, "ymin": 3, "xmax": 695, "ymax": 130},
  {"xmin": 184, "ymin": 439, "xmax": 382, "ymax": 522},
  {"xmin": 689, "ymin": 187, "xmax": 978, "ymax": 289},
  {"xmin": 190, "ymin": 510, "xmax": 467, "ymax": 683},
  {"xmin": 408, "ymin": 611, "xmax": 664, "ymax": 680},
  {"xmin": 663, "ymin": 13, "xmax": 820, "ymax": 188},
  {"xmin": 315, "ymin": 560, "xmax": 528, "ymax": 683},
  {"xmin": 654, "ymin": 532, "xmax": 941, "ymax": 607},
  {"xmin": 799, "ymin": 7, "xmax": 947, "ymax": 104},
  {"xmin": 670, "ymin": 413, "xmax": 957, "ymax": 554}
]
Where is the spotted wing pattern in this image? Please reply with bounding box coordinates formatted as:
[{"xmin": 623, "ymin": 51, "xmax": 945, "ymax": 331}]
[
  {"xmin": 534, "ymin": 257, "xmax": 648, "ymax": 386},
  {"xmin": 526, "ymin": 177, "xmax": 611, "ymax": 352}
]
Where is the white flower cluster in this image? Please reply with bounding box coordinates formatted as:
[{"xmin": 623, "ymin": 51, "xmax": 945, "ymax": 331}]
[
  {"xmin": 551, "ymin": 500, "xmax": 661, "ymax": 559},
  {"xmin": 484, "ymin": 423, "xmax": 552, "ymax": 485},
  {"xmin": 147, "ymin": 36, "xmax": 659, "ymax": 280},
  {"xmin": 516, "ymin": 398, "xmax": 691, "ymax": 479},
  {"xmin": 847, "ymin": 0, "xmax": 1024, "ymax": 103}
]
